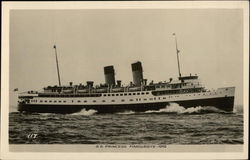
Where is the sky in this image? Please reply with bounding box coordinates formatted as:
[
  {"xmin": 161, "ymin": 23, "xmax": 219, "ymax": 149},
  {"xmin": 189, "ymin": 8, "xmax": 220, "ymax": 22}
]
[{"xmin": 9, "ymin": 9, "xmax": 244, "ymax": 106}]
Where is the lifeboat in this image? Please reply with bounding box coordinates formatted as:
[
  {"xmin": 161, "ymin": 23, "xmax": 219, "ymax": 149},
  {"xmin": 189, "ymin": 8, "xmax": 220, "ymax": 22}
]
[
  {"xmin": 95, "ymin": 88, "xmax": 108, "ymax": 93},
  {"xmin": 128, "ymin": 86, "xmax": 141, "ymax": 91},
  {"xmin": 112, "ymin": 87, "xmax": 124, "ymax": 92},
  {"xmin": 77, "ymin": 89, "xmax": 88, "ymax": 93},
  {"xmin": 62, "ymin": 89, "xmax": 73, "ymax": 93}
]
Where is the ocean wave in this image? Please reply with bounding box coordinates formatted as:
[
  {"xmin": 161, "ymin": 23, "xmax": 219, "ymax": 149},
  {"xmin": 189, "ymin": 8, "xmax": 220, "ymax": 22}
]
[{"xmin": 71, "ymin": 109, "xmax": 97, "ymax": 116}]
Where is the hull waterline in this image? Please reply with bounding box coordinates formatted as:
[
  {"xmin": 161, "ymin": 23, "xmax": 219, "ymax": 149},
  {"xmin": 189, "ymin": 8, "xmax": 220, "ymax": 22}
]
[{"xmin": 18, "ymin": 96, "xmax": 234, "ymax": 114}]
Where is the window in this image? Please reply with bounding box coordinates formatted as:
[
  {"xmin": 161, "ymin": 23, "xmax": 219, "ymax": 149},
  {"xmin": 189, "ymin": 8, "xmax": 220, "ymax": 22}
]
[
  {"xmin": 144, "ymin": 98, "xmax": 147, "ymax": 101},
  {"xmin": 104, "ymin": 94, "xmax": 106, "ymax": 96},
  {"xmin": 54, "ymin": 100, "xmax": 57, "ymax": 102},
  {"xmin": 142, "ymin": 92, "xmax": 145, "ymax": 95},
  {"xmin": 84, "ymin": 100, "xmax": 87, "ymax": 103},
  {"xmin": 120, "ymin": 94, "xmax": 123, "ymax": 96},
  {"xmin": 129, "ymin": 99, "xmax": 133, "ymax": 101},
  {"xmin": 121, "ymin": 99, "xmax": 125, "ymax": 102},
  {"xmin": 59, "ymin": 100, "xmax": 61, "ymax": 102},
  {"xmin": 158, "ymin": 97, "xmax": 160, "ymax": 100},
  {"xmin": 146, "ymin": 92, "xmax": 149, "ymax": 94},
  {"xmin": 116, "ymin": 94, "xmax": 119, "ymax": 96},
  {"xmin": 124, "ymin": 93, "xmax": 127, "ymax": 96},
  {"xmin": 137, "ymin": 93, "xmax": 140, "ymax": 95},
  {"xmin": 102, "ymin": 100, "xmax": 105, "ymax": 102},
  {"xmin": 163, "ymin": 97, "xmax": 166, "ymax": 99},
  {"xmin": 133, "ymin": 93, "xmax": 136, "ymax": 95},
  {"xmin": 63, "ymin": 101, "xmax": 66, "ymax": 102},
  {"xmin": 108, "ymin": 94, "xmax": 111, "ymax": 96},
  {"xmin": 111, "ymin": 100, "xmax": 115, "ymax": 102},
  {"xmin": 129, "ymin": 93, "xmax": 132, "ymax": 95},
  {"xmin": 49, "ymin": 100, "xmax": 52, "ymax": 102},
  {"xmin": 78, "ymin": 100, "xmax": 81, "ymax": 103},
  {"xmin": 40, "ymin": 100, "xmax": 43, "ymax": 102},
  {"xmin": 154, "ymin": 98, "xmax": 156, "ymax": 100},
  {"xmin": 112, "ymin": 94, "xmax": 115, "ymax": 96},
  {"xmin": 93, "ymin": 100, "xmax": 96, "ymax": 102},
  {"xmin": 72, "ymin": 100, "xmax": 74, "ymax": 102},
  {"xmin": 150, "ymin": 98, "xmax": 153, "ymax": 100}
]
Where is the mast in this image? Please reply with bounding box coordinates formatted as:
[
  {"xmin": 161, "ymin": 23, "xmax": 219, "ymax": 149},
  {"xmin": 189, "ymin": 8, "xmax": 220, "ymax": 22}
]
[
  {"xmin": 53, "ymin": 45, "xmax": 61, "ymax": 86},
  {"xmin": 173, "ymin": 33, "xmax": 181, "ymax": 77}
]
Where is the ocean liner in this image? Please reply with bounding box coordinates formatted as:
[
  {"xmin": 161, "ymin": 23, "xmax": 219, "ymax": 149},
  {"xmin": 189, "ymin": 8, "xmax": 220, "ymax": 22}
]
[{"xmin": 18, "ymin": 34, "xmax": 235, "ymax": 114}]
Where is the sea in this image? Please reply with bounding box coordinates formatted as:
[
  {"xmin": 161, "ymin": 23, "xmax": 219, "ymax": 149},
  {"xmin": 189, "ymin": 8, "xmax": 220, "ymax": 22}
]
[{"xmin": 9, "ymin": 103, "xmax": 243, "ymax": 144}]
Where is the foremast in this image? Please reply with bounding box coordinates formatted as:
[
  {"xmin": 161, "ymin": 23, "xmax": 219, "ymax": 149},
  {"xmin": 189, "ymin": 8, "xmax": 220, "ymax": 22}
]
[
  {"xmin": 53, "ymin": 45, "xmax": 61, "ymax": 86},
  {"xmin": 173, "ymin": 33, "xmax": 182, "ymax": 78}
]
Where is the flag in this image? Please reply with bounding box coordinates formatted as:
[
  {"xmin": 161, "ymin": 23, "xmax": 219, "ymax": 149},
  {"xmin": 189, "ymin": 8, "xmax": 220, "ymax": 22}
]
[{"xmin": 13, "ymin": 88, "xmax": 18, "ymax": 92}]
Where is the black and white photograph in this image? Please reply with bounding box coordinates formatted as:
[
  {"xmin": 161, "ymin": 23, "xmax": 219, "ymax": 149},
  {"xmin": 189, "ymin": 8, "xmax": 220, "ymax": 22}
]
[{"xmin": 1, "ymin": 1, "xmax": 249, "ymax": 160}]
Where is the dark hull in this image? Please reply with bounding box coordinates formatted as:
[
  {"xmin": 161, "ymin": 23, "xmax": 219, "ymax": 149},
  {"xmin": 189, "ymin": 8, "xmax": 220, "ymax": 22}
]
[{"xmin": 18, "ymin": 96, "xmax": 234, "ymax": 114}]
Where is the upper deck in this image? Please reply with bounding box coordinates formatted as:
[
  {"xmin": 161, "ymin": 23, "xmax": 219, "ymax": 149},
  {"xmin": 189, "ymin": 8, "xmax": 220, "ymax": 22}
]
[{"xmin": 19, "ymin": 74, "xmax": 205, "ymax": 98}]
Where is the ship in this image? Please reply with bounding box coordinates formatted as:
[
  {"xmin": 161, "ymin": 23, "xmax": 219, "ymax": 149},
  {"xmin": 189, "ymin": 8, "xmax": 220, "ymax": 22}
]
[{"xmin": 17, "ymin": 34, "xmax": 235, "ymax": 114}]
